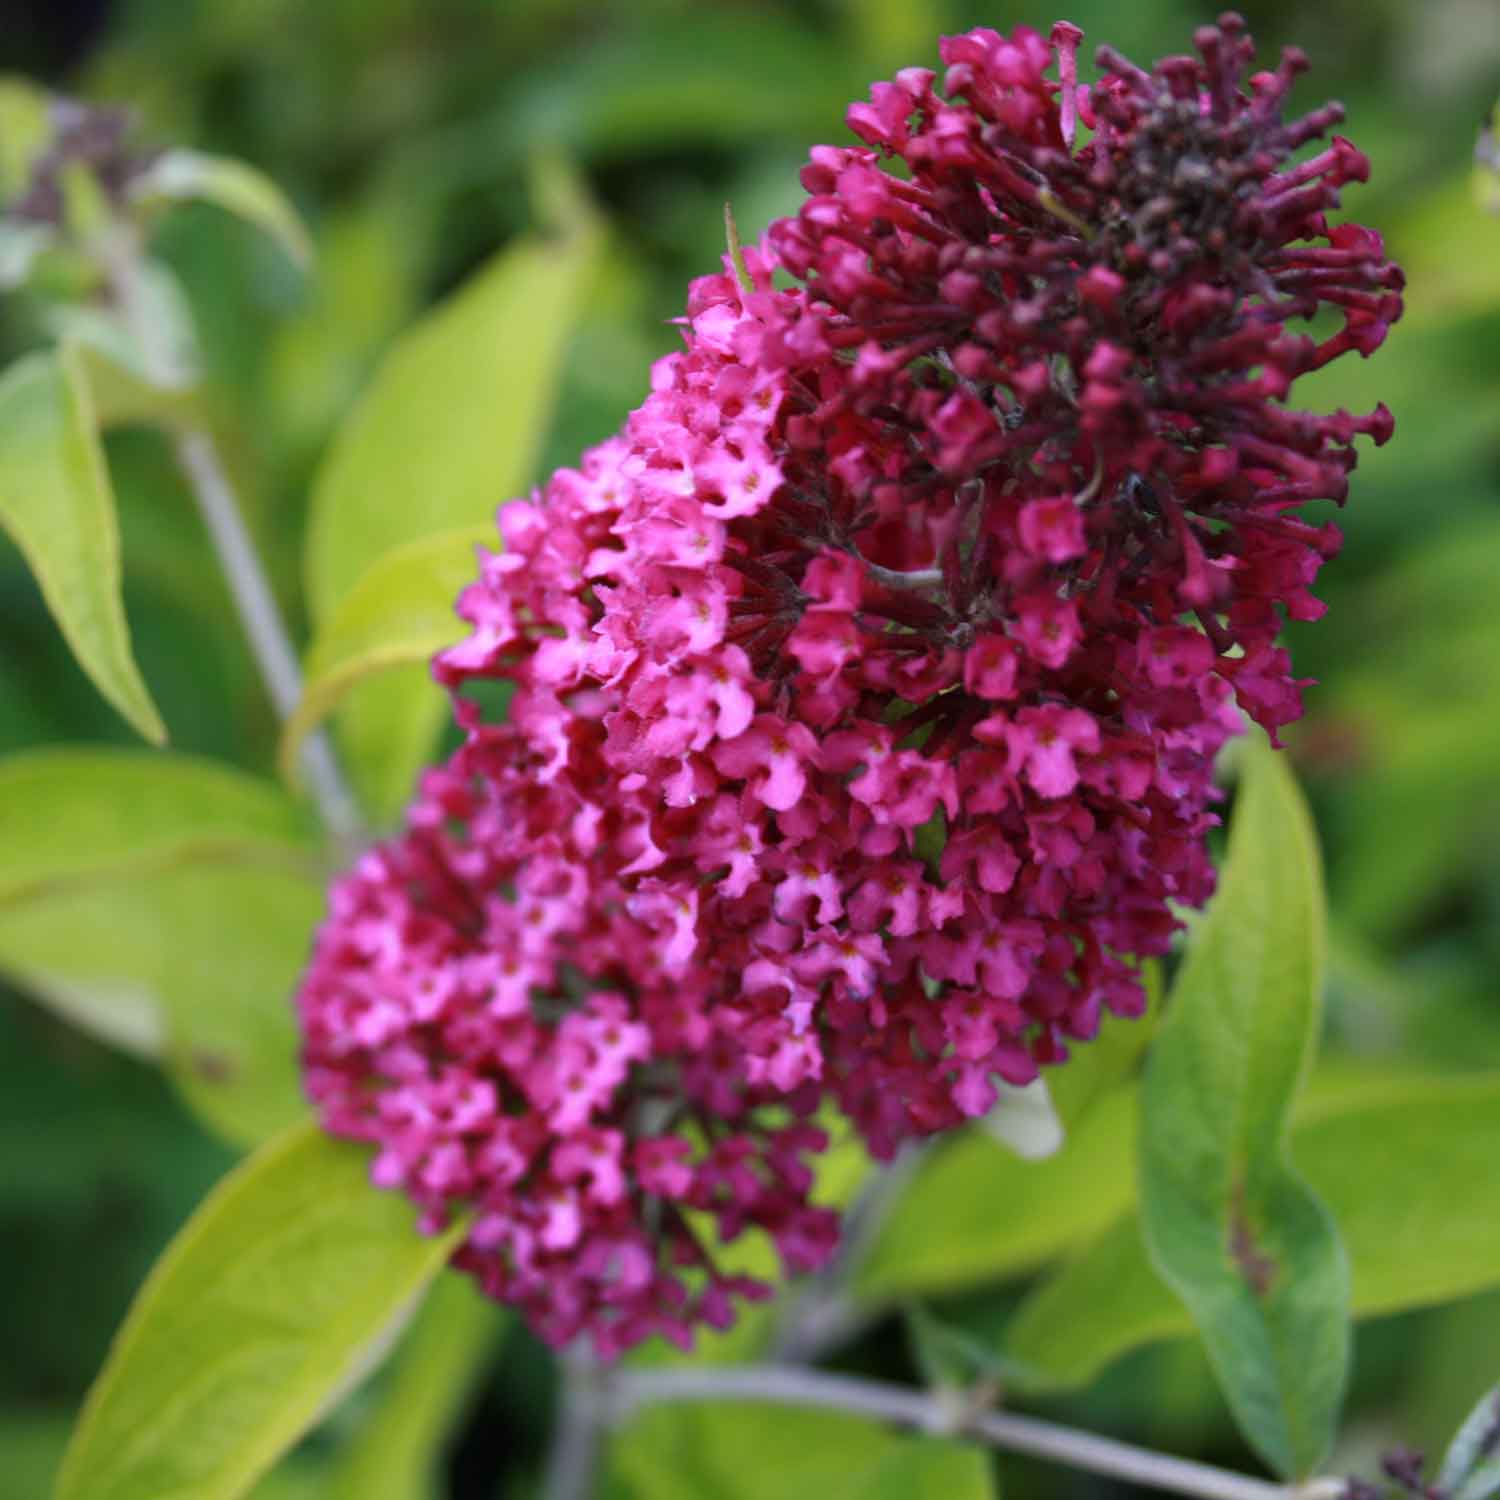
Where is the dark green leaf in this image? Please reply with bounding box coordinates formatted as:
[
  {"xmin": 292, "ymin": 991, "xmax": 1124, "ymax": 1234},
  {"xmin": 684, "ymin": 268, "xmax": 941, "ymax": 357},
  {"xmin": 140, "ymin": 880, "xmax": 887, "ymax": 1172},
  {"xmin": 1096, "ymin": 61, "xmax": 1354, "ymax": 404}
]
[
  {"xmin": 1138, "ymin": 741, "xmax": 1346, "ymax": 1478},
  {"xmin": 1004, "ymin": 1074, "xmax": 1500, "ymax": 1394}
]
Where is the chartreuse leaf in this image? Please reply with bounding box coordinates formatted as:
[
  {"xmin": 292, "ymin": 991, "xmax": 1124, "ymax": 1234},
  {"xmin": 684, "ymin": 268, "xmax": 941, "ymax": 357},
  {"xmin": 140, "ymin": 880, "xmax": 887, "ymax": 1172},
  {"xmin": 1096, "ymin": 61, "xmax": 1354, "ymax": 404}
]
[
  {"xmin": 54, "ymin": 314, "xmax": 205, "ymax": 429},
  {"xmin": 304, "ymin": 159, "xmax": 600, "ymax": 621},
  {"xmin": 328, "ymin": 1275, "xmax": 504, "ymax": 1500},
  {"xmin": 279, "ymin": 525, "xmax": 490, "ymax": 785},
  {"xmin": 854, "ymin": 1083, "xmax": 1138, "ymax": 1304},
  {"xmin": 302, "ymin": 159, "xmax": 600, "ymax": 820},
  {"xmin": 334, "ymin": 666, "xmax": 452, "ymax": 830},
  {"xmin": 0, "ymin": 75, "xmax": 51, "ymax": 198},
  {"xmin": 56, "ymin": 1121, "xmax": 464, "ymax": 1500},
  {"xmin": 0, "ymin": 347, "xmax": 166, "ymax": 743},
  {"xmin": 0, "ymin": 748, "xmax": 319, "ymax": 906},
  {"xmin": 606, "ymin": 1401, "xmax": 992, "ymax": 1500},
  {"xmin": 0, "ymin": 866, "xmax": 321, "ymax": 1145},
  {"xmin": 1003, "ymin": 1074, "xmax": 1500, "ymax": 1396},
  {"xmin": 1137, "ymin": 741, "xmax": 1345, "ymax": 1479},
  {"xmin": 129, "ymin": 149, "xmax": 313, "ymax": 269}
]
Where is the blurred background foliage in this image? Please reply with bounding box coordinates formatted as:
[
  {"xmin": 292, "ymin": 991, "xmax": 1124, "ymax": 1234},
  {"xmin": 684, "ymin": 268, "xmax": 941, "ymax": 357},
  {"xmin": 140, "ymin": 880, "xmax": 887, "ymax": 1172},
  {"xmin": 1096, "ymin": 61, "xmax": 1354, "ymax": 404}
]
[{"xmin": 1, "ymin": 0, "xmax": 1499, "ymax": 1495}]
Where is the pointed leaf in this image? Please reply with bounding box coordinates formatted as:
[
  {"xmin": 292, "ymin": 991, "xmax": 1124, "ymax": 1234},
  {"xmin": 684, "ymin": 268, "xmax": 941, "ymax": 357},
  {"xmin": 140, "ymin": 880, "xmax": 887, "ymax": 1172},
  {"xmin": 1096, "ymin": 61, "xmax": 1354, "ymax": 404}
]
[
  {"xmin": 0, "ymin": 347, "xmax": 166, "ymax": 742},
  {"xmin": 279, "ymin": 526, "xmax": 489, "ymax": 786},
  {"xmin": 0, "ymin": 866, "xmax": 322, "ymax": 1144},
  {"xmin": 1441, "ymin": 1385, "xmax": 1500, "ymax": 1494},
  {"xmin": 302, "ymin": 162, "xmax": 600, "ymax": 813},
  {"xmin": 1459, "ymin": 1461, "xmax": 1500, "ymax": 1500},
  {"xmin": 854, "ymin": 1084, "xmax": 1137, "ymax": 1304},
  {"xmin": 0, "ymin": 75, "xmax": 51, "ymax": 199},
  {"xmin": 130, "ymin": 149, "xmax": 312, "ymax": 269},
  {"xmin": 1004, "ymin": 1074, "xmax": 1500, "ymax": 1394},
  {"xmin": 1138, "ymin": 741, "xmax": 1346, "ymax": 1478},
  {"xmin": 303, "ymin": 165, "xmax": 600, "ymax": 620},
  {"xmin": 56, "ymin": 1120, "xmax": 464, "ymax": 1500},
  {"xmin": 0, "ymin": 748, "xmax": 319, "ymax": 907},
  {"xmin": 329, "ymin": 1276, "xmax": 504, "ymax": 1500},
  {"xmin": 607, "ymin": 1400, "xmax": 992, "ymax": 1500},
  {"xmin": 54, "ymin": 314, "xmax": 205, "ymax": 430}
]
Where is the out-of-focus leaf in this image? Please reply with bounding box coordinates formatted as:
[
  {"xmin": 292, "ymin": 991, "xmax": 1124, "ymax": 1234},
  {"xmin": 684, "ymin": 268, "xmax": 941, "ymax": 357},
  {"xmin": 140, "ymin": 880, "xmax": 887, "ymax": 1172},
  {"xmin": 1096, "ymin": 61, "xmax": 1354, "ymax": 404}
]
[
  {"xmin": 279, "ymin": 525, "xmax": 488, "ymax": 785},
  {"xmin": 1438, "ymin": 1383, "xmax": 1500, "ymax": 1495},
  {"xmin": 906, "ymin": 1304, "xmax": 1025, "ymax": 1396},
  {"xmin": 263, "ymin": 197, "xmax": 424, "ymax": 465},
  {"xmin": 55, "ymin": 1120, "xmax": 463, "ymax": 1500},
  {"xmin": 1047, "ymin": 960, "xmax": 1162, "ymax": 1131},
  {"xmin": 1478, "ymin": 99, "xmax": 1500, "ymax": 213},
  {"xmin": 53, "ymin": 315, "xmax": 204, "ymax": 429},
  {"xmin": 0, "ymin": 347, "xmax": 165, "ymax": 743},
  {"xmin": 303, "ymin": 159, "xmax": 599, "ymax": 619},
  {"xmin": 854, "ymin": 1084, "xmax": 1137, "ymax": 1305},
  {"xmin": 0, "ymin": 747, "xmax": 318, "ymax": 906},
  {"xmin": 850, "ymin": 1440, "xmax": 994, "ymax": 1499},
  {"xmin": 1316, "ymin": 517, "xmax": 1500, "ymax": 940},
  {"xmin": 0, "ymin": 219, "xmax": 53, "ymax": 288},
  {"xmin": 333, "ymin": 666, "xmax": 450, "ymax": 831},
  {"xmin": 1138, "ymin": 742, "xmax": 1345, "ymax": 1478},
  {"xmin": 1003, "ymin": 1074, "xmax": 1500, "ymax": 1392},
  {"xmin": 1389, "ymin": 173, "xmax": 1500, "ymax": 327},
  {"xmin": 129, "ymin": 148, "xmax": 313, "ymax": 269},
  {"xmin": 329, "ymin": 1275, "xmax": 504, "ymax": 1500},
  {"xmin": 606, "ymin": 1400, "xmax": 993, "ymax": 1500},
  {"xmin": 489, "ymin": 13, "xmax": 858, "ymax": 160},
  {"xmin": 0, "ymin": 866, "xmax": 322, "ymax": 1145},
  {"xmin": 0, "ymin": 75, "xmax": 51, "ymax": 198},
  {"xmin": 303, "ymin": 159, "xmax": 599, "ymax": 817}
]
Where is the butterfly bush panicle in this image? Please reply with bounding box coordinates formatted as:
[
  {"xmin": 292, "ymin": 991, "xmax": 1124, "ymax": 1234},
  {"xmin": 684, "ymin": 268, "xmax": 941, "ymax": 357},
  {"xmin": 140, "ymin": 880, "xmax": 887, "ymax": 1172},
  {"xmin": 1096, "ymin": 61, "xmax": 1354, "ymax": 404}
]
[
  {"xmin": 297, "ymin": 12, "xmax": 1401, "ymax": 1348},
  {"xmin": 297, "ymin": 441, "xmax": 839, "ymax": 1357}
]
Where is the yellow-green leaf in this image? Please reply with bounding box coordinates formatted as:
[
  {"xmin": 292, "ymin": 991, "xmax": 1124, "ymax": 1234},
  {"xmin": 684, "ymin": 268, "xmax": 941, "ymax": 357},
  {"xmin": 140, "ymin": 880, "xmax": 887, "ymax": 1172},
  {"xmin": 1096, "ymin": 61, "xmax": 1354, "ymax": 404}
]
[
  {"xmin": 329, "ymin": 1275, "xmax": 504, "ymax": 1500},
  {"xmin": 303, "ymin": 166, "xmax": 600, "ymax": 621},
  {"xmin": 279, "ymin": 525, "xmax": 490, "ymax": 786},
  {"xmin": 56, "ymin": 1121, "xmax": 463, "ymax": 1500},
  {"xmin": 0, "ymin": 866, "xmax": 321, "ymax": 1145},
  {"xmin": 129, "ymin": 149, "xmax": 313, "ymax": 269},
  {"xmin": 0, "ymin": 347, "xmax": 166, "ymax": 743},
  {"xmin": 0, "ymin": 747, "xmax": 319, "ymax": 907},
  {"xmin": 607, "ymin": 1401, "xmax": 994, "ymax": 1500},
  {"xmin": 855, "ymin": 1084, "xmax": 1139, "ymax": 1305},
  {"xmin": 0, "ymin": 75, "xmax": 51, "ymax": 199}
]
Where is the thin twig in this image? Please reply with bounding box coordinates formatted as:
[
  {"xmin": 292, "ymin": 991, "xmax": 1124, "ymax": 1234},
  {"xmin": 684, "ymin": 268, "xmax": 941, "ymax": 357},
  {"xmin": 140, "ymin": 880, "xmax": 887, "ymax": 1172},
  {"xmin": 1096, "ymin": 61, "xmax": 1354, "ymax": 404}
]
[
  {"xmin": 98, "ymin": 229, "xmax": 363, "ymax": 845},
  {"xmin": 771, "ymin": 1143, "xmax": 927, "ymax": 1363},
  {"xmin": 609, "ymin": 1365, "xmax": 1333, "ymax": 1500},
  {"xmin": 542, "ymin": 1347, "xmax": 607, "ymax": 1500},
  {"xmin": 172, "ymin": 430, "xmax": 362, "ymax": 842}
]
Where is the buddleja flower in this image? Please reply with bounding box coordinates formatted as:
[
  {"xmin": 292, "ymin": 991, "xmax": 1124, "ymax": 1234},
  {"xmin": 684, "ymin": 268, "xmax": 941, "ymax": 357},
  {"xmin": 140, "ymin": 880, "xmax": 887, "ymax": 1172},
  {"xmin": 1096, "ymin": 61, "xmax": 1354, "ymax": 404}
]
[
  {"xmin": 297, "ymin": 13, "xmax": 1400, "ymax": 1348},
  {"xmin": 297, "ymin": 440, "xmax": 839, "ymax": 1357}
]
